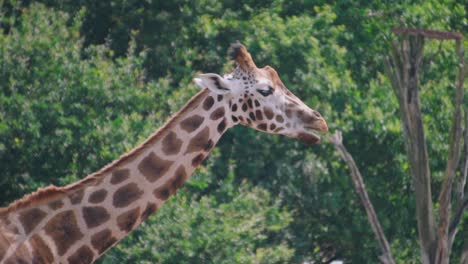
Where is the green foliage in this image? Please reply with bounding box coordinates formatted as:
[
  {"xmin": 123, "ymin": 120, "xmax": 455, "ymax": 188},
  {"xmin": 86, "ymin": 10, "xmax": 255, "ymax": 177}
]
[
  {"xmin": 0, "ymin": 3, "xmax": 179, "ymax": 202},
  {"xmin": 100, "ymin": 184, "xmax": 293, "ymax": 264},
  {"xmin": 1, "ymin": 0, "xmax": 466, "ymax": 263}
]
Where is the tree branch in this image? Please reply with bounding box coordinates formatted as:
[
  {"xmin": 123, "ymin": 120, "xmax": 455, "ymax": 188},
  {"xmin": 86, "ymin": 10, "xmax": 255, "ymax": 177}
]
[
  {"xmin": 385, "ymin": 34, "xmax": 437, "ymax": 264},
  {"xmin": 422, "ymin": 40, "xmax": 443, "ymax": 69},
  {"xmin": 449, "ymin": 126, "xmax": 468, "ymax": 244},
  {"xmin": 449, "ymin": 197, "xmax": 468, "ymax": 237},
  {"xmin": 329, "ymin": 131, "xmax": 396, "ymax": 264},
  {"xmin": 450, "ymin": 61, "xmax": 468, "ymax": 248},
  {"xmin": 435, "ymin": 38, "xmax": 465, "ymax": 264},
  {"xmin": 391, "ymin": 28, "xmax": 463, "ymax": 40},
  {"xmin": 459, "ymin": 228, "xmax": 468, "ymax": 264}
]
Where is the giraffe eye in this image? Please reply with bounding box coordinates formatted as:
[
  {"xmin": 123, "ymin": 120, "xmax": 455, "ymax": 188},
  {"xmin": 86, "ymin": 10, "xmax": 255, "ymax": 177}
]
[{"xmin": 257, "ymin": 86, "xmax": 273, "ymax": 97}]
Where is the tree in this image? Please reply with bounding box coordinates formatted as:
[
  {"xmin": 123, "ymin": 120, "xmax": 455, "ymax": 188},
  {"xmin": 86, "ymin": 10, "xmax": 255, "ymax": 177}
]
[{"xmin": 384, "ymin": 28, "xmax": 465, "ymax": 264}]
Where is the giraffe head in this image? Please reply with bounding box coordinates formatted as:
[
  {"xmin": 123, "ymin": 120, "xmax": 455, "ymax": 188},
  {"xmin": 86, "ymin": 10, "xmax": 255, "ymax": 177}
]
[{"xmin": 194, "ymin": 43, "xmax": 328, "ymax": 144}]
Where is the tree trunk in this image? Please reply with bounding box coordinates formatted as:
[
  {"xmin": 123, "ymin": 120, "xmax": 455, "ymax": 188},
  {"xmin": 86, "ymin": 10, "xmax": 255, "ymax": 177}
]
[{"xmin": 384, "ymin": 35, "xmax": 437, "ymax": 264}]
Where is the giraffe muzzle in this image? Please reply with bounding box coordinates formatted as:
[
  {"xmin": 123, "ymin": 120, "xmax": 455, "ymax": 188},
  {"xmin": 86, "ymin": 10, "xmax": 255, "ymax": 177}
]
[
  {"xmin": 298, "ymin": 116, "xmax": 328, "ymax": 145},
  {"xmin": 305, "ymin": 118, "xmax": 329, "ymax": 133}
]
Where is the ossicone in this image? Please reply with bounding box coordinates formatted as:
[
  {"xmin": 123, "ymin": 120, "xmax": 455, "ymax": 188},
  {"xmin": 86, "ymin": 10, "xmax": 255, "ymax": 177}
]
[{"xmin": 228, "ymin": 41, "xmax": 257, "ymax": 71}]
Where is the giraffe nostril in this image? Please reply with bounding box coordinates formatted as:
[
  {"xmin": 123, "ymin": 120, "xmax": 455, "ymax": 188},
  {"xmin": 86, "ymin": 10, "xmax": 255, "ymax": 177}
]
[{"xmin": 312, "ymin": 110, "xmax": 321, "ymax": 118}]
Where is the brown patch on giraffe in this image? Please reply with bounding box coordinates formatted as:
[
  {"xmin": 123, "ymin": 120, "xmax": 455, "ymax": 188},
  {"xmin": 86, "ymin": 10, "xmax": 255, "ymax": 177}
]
[
  {"xmin": 153, "ymin": 187, "xmax": 171, "ymax": 201},
  {"xmin": 110, "ymin": 169, "xmax": 130, "ymax": 185},
  {"xmin": 162, "ymin": 131, "xmax": 183, "ymax": 155},
  {"xmin": 0, "ymin": 231, "xmax": 9, "ymax": 260},
  {"xmin": 247, "ymin": 99, "xmax": 253, "ymax": 108},
  {"xmin": 231, "ymin": 104, "xmax": 238, "ymax": 112},
  {"xmin": 91, "ymin": 229, "xmax": 117, "ymax": 254},
  {"xmin": 242, "ymin": 103, "xmax": 248, "ymax": 112},
  {"xmin": 257, "ymin": 123, "xmax": 267, "ymax": 131},
  {"xmin": 67, "ymin": 245, "xmax": 94, "ymax": 264},
  {"xmin": 138, "ymin": 152, "xmax": 174, "ymax": 183},
  {"xmin": 4, "ymin": 257, "xmax": 28, "ymax": 264},
  {"xmin": 113, "ymin": 183, "xmax": 144, "ymax": 208},
  {"xmin": 117, "ymin": 207, "xmax": 140, "ymax": 232},
  {"xmin": 264, "ymin": 107, "xmax": 274, "ymax": 120},
  {"xmin": 192, "ymin": 154, "xmax": 206, "ymax": 167},
  {"xmin": 180, "ymin": 115, "xmax": 204, "ymax": 133},
  {"xmin": 254, "ymin": 100, "xmax": 260, "ymax": 107},
  {"xmin": 48, "ymin": 200, "xmax": 63, "ymax": 210},
  {"xmin": 19, "ymin": 208, "xmax": 46, "ymax": 234},
  {"xmin": 298, "ymin": 110, "xmax": 317, "ymax": 124},
  {"xmin": 173, "ymin": 166, "xmax": 188, "ymax": 189},
  {"xmin": 0, "ymin": 215, "xmax": 9, "ymax": 225},
  {"xmin": 203, "ymin": 96, "xmax": 215, "ymax": 110},
  {"xmin": 141, "ymin": 203, "xmax": 158, "ymax": 222},
  {"xmin": 210, "ymin": 107, "xmax": 225, "ymax": 120},
  {"xmin": 249, "ymin": 112, "xmax": 256, "ymax": 121},
  {"xmin": 68, "ymin": 189, "xmax": 84, "ymax": 205},
  {"xmin": 285, "ymin": 108, "xmax": 292, "ymax": 118},
  {"xmin": 0, "ymin": 217, "xmax": 18, "ymax": 235},
  {"xmin": 30, "ymin": 234, "xmax": 53, "ymax": 264},
  {"xmin": 10, "ymin": 226, "xmax": 19, "ymax": 235},
  {"xmin": 274, "ymin": 127, "xmax": 284, "ymax": 133},
  {"xmin": 204, "ymin": 139, "xmax": 214, "ymax": 151},
  {"xmin": 255, "ymin": 110, "xmax": 263, "ymax": 120},
  {"xmin": 276, "ymin": 115, "xmax": 284, "ymax": 123},
  {"xmin": 232, "ymin": 116, "xmax": 238, "ymax": 123},
  {"xmin": 217, "ymin": 118, "xmax": 227, "ymax": 133},
  {"xmin": 44, "ymin": 210, "xmax": 84, "ymax": 256},
  {"xmin": 270, "ymin": 124, "xmax": 277, "ymax": 130},
  {"xmin": 153, "ymin": 172, "xmax": 186, "ymax": 201},
  {"xmin": 82, "ymin": 206, "xmax": 110, "ymax": 228},
  {"xmin": 217, "ymin": 95, "xmax": 223, "ymax": 102},
  {"xmin": 185, "ymin": 127, "xmax": 210, "ymax": 154},
  {"xmin": 88, "ymin": 189, "xmax": 108, "ymax": 204},
  {"xmin": 4, "ymin": 243, "xmax": 29, "ymax": 264}
]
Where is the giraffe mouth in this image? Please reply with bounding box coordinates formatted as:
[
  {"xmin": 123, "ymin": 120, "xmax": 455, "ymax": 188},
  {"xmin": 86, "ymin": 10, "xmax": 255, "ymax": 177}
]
[
  {"xmin": 297, "ymin": 127, "xmax": 322, "ymax": 145},
  {"xmin": 298, "ymin": 119, "xmax": 329, "ymax": 144}
]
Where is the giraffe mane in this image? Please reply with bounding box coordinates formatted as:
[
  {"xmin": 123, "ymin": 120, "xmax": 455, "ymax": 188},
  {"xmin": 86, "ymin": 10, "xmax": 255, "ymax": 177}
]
[{"xmin": 0, "ymin": 88, "xmax": 210, "ymax": 216}]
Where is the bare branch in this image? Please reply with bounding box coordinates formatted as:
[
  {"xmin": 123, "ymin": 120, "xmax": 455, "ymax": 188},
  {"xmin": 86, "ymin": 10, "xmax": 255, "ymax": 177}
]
[
  {"xmin": 450, "ymin": 110, "xmax": 468, "ymax": 246},
  {"xmin": 386, "ymin": 32, "xmax": 437, "ymax": 264},
  {"xmin": 423, "ymin": 40, "xmax": 443, "ymax": 68},
  {"xmin": 329, "ymin": 131, "xmax": 396, "ymax": 264},
  {"xmin": 459, "ymin": 228, "xmax": 468, "ymax": 264},
  {"xmin": 450, "ymin": 60, "xmax": 468, "ymax": 252},
  {"xmin": 435, "ymin": 38, "xmax": 465, "ymax": 264},
  {"xmin": 392, "ymin": 28, "xmax": 463, "ymax": 40},
  {"xmin": 449, "ymin": 197, "xmax": 468, "ymax": 237},
  {"xmin": 458, "ymin": 111, "xmax": 468, "ymax": 205}
]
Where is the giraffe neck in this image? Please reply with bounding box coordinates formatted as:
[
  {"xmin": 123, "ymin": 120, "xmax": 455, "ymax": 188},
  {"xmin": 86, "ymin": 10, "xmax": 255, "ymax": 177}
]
[{"xmin": 0, "ymin": 89, "xmax": 234, "ymax": 263}]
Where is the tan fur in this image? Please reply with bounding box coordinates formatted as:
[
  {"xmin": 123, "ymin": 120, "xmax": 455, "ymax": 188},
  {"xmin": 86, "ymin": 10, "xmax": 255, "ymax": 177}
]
[
  {"xmin": 231, "ymin": 43, "xmax": 257, "ymax": 71},
  {"xmin": 0, "ymin": 88, "xmax": 210, "ymax": 216}
]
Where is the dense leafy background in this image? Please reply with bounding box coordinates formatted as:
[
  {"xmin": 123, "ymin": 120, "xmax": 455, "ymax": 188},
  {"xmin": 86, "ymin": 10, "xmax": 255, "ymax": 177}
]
[{"xmin": 0, "ymin": 1, "xmax": 466, "ymax": 263}]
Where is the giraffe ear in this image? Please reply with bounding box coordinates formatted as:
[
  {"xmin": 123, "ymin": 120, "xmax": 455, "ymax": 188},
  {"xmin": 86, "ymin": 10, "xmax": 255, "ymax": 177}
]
[{"xmin": 194, "ymin": 73, "xmax": 231, "ymax": 94}]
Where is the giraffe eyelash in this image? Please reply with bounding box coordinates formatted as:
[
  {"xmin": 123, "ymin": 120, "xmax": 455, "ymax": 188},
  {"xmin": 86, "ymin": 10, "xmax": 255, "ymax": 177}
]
[{"xmin": 257, "ymin": 86, "xmax": 273, "ymax": 97}]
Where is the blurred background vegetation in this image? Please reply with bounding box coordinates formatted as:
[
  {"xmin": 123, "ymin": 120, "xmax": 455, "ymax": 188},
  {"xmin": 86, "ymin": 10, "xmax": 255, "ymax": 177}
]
[{"xmin": 0, "ymin": 0, "xmax": 466, "ymax": 263}]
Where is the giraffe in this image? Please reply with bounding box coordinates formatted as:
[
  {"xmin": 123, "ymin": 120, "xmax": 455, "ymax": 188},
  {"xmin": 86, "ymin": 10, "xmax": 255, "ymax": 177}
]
[{"xmin": 0, "ymin": 43, "xmax": 328, "ymax": 264}]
